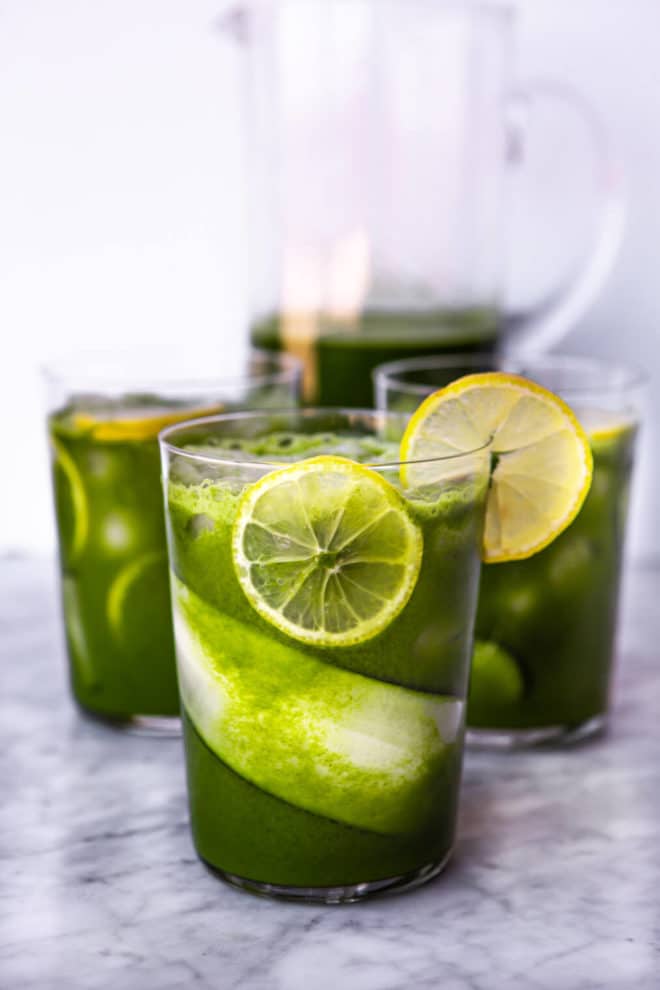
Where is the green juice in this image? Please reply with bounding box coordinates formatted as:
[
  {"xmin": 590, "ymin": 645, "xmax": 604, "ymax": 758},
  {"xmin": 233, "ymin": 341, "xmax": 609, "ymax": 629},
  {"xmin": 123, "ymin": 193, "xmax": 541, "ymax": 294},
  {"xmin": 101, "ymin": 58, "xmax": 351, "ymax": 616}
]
[
  {"xmin": 165, "ymin": 431, "xmax": 486, "ymax": 892},
  {"xmin": 252, "ymin": 309, "xmax": 499, "ymax": 406},
  {"xmin": 469, "ymin": 422, "xmax": 637, "ymax": 735},
  {"xmin": 50, "ymin": 404, "xmax": 181, "ymax": 719},
  {"xmin": 49, "ymin": 383, "xmax": 296, "ymax": 723}
]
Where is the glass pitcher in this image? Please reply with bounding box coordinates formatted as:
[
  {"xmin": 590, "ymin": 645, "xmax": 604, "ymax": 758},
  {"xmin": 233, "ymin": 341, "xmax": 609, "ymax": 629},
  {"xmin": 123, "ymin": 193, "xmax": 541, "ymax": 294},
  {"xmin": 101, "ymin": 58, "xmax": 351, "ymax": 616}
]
[{"xmin": 220, "ymin": 0, "xmax": 624, "ymax": 405}]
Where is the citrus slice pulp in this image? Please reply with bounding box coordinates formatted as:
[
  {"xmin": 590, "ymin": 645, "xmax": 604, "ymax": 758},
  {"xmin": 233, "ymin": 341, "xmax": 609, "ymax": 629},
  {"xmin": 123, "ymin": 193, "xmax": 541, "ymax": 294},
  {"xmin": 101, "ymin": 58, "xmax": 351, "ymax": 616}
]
[
  {"xmin": 232, "ymin": 455, "xmax": 423, "ymax": 647},
  {"xmin": 62, "ymin": 576, "xmax": 95, "ymax": 686},
  {"xmin": 400, "ymin": 372, "xmax": 593, "ymax": 563},
  {"xmin": 107, "ymin": 550, "xmax": 169, "ymax": 643},
  {"xmin": 51, "ymin": 437, "xmax": 89, "ymax": 564}
]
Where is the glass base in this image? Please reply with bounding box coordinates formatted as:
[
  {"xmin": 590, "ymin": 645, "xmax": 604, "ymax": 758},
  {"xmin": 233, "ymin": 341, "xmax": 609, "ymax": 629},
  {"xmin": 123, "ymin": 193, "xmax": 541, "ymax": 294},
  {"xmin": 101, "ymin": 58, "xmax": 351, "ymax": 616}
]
[
  {"xmin": 205, "ymin": 850, "xmax": 453, "ymax": 904},
  {"xmin": 466, "ymin": 714, "xmax": 606, "ymax": 750},
  {"xmin": 123, "ymin": 714, "xmax": 181, "ymax": 736},
  {"xmin": 76, "ymin": 703, "xmax": 181, "ymax": 737}
]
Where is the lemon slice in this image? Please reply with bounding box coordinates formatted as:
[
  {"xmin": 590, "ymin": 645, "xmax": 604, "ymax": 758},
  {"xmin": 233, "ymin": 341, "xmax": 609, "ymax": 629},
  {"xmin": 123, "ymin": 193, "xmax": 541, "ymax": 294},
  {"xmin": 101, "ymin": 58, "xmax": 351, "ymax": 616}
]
[
  {"xmin": 232, "ymin": 455, "xmax": 423, "ymax": 647},
  {"xmin": 579, "ymin": 408, "xmax": 637, "ymax": 446},
  {"xmin": 73, "ymin": 403, "xmax": 224, "ymax": 442},
  {"xmin": 400, "ymin": 373, "xmax": 593, "ymax": 563},
  {"xmin": 51, "ymin": 438, "xmax": 89, "ymax": 565}
]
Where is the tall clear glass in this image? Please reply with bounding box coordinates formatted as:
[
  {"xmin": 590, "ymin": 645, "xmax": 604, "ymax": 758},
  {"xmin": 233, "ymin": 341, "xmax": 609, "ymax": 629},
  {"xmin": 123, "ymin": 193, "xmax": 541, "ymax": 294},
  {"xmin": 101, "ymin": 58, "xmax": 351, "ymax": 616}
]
[
  {"xmin": 221, "ymin": 0, "xmax": 625, "ymax": 404},
  {"xmin": 44, "ymin": 350, "xmax": 301, "ymax": 732},
  {"xmin": 160, "ymin": 409, "xmax": 489, "ymax": 900},
  {"xmin": 375, "ymin": 354, "xmax": 645, "ymax": 746}
]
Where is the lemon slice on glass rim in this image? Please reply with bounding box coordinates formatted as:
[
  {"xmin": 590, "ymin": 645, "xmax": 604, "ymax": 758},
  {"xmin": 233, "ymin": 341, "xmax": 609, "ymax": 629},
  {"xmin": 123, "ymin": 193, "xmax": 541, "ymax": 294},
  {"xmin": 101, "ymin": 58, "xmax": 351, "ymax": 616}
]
[
  {"xmin": 399, "ymin": 372, "xmax": 593, "ymax": 563},
  {"xmin": 232, "ymin": 455, "xmax": 423, "ymax": 647}
]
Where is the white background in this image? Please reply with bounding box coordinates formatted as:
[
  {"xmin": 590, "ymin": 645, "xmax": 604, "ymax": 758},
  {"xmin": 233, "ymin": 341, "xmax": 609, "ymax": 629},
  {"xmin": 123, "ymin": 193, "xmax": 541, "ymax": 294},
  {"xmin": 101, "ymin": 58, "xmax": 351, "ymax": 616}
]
[{"xmin": 0, "ymin": 0, "xmax": 657, "ymax": 557}]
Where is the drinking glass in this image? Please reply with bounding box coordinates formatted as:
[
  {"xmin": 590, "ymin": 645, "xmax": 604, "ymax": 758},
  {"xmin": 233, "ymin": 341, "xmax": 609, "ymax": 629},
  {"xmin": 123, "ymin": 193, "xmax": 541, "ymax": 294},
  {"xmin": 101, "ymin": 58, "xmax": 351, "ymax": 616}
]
[
  {"xmin": 45, "ymin": 350, "xmax": 301, "ymax": 731},
  {"xmin": 375, "ymin": 354, "xmax": 645, "ymax": 745},
  {"xmin": 160, "ymin": 408, "xmax": 489, "ymax": 900},
  {"xmin": 220, "ymin": 0, "xmax": 625, "ymax": 404}
]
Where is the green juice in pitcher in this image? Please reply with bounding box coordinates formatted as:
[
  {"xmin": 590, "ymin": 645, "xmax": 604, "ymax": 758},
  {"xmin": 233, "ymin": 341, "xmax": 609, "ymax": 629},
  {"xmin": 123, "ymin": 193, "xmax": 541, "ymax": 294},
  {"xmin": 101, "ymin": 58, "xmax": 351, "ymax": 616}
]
[{"xmin": 252, "ymin": 309, "xmax": 499, "ymax": 406}]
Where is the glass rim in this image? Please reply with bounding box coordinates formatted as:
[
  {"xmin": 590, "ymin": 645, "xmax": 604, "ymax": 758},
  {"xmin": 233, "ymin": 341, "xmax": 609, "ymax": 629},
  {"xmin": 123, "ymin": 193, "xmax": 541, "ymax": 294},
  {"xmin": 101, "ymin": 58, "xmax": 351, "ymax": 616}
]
[
  {"xmin": 372, "ymin": 352, "xmax": 648, "ymax": 399},
  {"xmin": 159, "ymin": 407, "xmax": 491, "ymax": 470},
  {"xmin": 41, "ymin": 348, "xmax": 302, "ymax": 394}
]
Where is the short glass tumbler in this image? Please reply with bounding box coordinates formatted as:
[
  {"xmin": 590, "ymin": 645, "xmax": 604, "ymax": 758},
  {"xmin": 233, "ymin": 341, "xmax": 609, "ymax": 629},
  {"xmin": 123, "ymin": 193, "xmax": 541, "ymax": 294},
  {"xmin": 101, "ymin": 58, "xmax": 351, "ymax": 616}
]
[
  {"xmin": 374, "ymin": 354, "xmax": 644, "ymax": 747},
  {"xmin": 45, "ymin": 350, "xmax": 300, "ymax": 731},
  {"xmin": 160, "ymin": 409, "xmax": 489, "ymax": 901}
]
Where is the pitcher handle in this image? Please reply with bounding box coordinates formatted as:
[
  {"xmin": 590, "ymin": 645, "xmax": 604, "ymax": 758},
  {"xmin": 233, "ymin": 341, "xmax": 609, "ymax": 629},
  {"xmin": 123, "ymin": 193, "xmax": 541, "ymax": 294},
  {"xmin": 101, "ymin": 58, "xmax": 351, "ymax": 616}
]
[{"xmin": 503, "ymin": 79, "xmax": 626, "ymax": 355}]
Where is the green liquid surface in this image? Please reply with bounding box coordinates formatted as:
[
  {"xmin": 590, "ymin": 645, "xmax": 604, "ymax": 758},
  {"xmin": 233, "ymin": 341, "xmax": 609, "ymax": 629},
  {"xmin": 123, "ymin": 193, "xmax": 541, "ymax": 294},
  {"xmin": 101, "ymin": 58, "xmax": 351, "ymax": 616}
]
[
  {"xmin": 252, "ymin": 309, "xmax": 499, "ymax": 406},
  {"xmin": 168, "ymin": 432, "xmax": 485, "ymax": 887},
  {"xmin": 469, "ymin": 424, "xmax": 637, "ymax": 732}
]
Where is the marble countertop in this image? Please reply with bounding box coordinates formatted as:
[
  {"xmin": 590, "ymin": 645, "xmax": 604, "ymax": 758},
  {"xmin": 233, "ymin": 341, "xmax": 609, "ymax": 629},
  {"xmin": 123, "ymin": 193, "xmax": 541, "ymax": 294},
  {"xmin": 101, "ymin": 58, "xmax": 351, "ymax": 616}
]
[{"xmin": 1, "ymin": 556, "xmax": 658, "ymax": 990}]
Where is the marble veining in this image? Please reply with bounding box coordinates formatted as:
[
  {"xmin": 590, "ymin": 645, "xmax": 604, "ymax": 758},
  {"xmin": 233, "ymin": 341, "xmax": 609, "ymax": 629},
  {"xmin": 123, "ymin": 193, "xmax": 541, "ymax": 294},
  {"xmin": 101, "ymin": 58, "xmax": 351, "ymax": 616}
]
[{"xmin": 1, "ymin": 555, "xmax": 658, "ymax": 990}]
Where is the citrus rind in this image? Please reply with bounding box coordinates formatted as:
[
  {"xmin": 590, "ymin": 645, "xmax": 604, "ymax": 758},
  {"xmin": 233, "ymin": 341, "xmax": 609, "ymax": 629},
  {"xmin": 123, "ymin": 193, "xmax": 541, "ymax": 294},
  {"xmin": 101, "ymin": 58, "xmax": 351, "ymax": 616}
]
[
  {"xmin": 232, "ymin": 455, "xmax": 423, "ymax": 647},
  {"xmin": 400, "ymin": 372, "xmax": 593, "ymax": 563}
]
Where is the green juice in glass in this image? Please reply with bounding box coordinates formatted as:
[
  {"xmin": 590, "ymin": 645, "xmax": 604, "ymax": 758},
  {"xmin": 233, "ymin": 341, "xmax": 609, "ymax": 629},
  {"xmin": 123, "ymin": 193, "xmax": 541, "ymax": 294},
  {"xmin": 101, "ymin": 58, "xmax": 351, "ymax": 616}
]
[
  {"xmin": 49, "ymin": 400, "xmax": 220, "ymax": 721},
  {"xmin": 162, "ymin": 416, "xmax": 488, "ymax": 899},
  {"xmin": 48, "ymin": 355, "xmax": 300, "ymax": 726},
  {"xmin": 469, "ymin": 419, "xmax": 637, "ymax": 738},
  {"xmin": 373, "ymin": 355, "xmax": 643, "ymax": 745},
  {"xmin": 252, "ymin": 309, "xmax": 499, "ymax": 406}
]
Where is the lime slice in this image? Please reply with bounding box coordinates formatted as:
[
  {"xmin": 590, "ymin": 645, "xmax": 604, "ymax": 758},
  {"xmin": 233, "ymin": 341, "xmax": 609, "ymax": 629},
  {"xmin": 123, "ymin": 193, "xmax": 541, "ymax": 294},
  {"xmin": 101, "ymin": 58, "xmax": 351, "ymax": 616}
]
[
  {"xmin": 51, "ymin": 438, "xmax": 89, "ymax": 565},
  {"xmin": 400, "ymin": 373, "xmax": 593, "ymax": 563},
  {"xmin": 232, "ymin": 455, "xmax": 423, "ymax": 647},
  {"xmin": 468, "ymin": 640, "xmax": 524, "ymax": 717},
  {"xmin": 73, "ymin": 403, "xmax": 223, "ymax": 442},
  {"xmin": 61, "ymin": 576, "xmax": 95, "ymax": 686},
  {"xmin": 107, "ymin": 550, "xmax": 171, "ymax": 646}
]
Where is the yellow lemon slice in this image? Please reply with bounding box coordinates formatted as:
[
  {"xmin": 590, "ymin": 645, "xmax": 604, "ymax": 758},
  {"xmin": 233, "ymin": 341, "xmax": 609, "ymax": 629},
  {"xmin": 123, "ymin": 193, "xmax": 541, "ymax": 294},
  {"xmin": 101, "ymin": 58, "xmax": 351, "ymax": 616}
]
[
  {"xmin": 232, "ymin": 455, "xmax": 423, "ymax": 647},
  {"xmin": 579, "ymin": 408, "xmax": 637, "ymax": 446},
  {"xmin": 73, "ymin": 403, "xmax": 224, "ymax": 442},
  {"xmin": 400, "ymin": 372, "xmax": 593, "ymax": 563}
]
